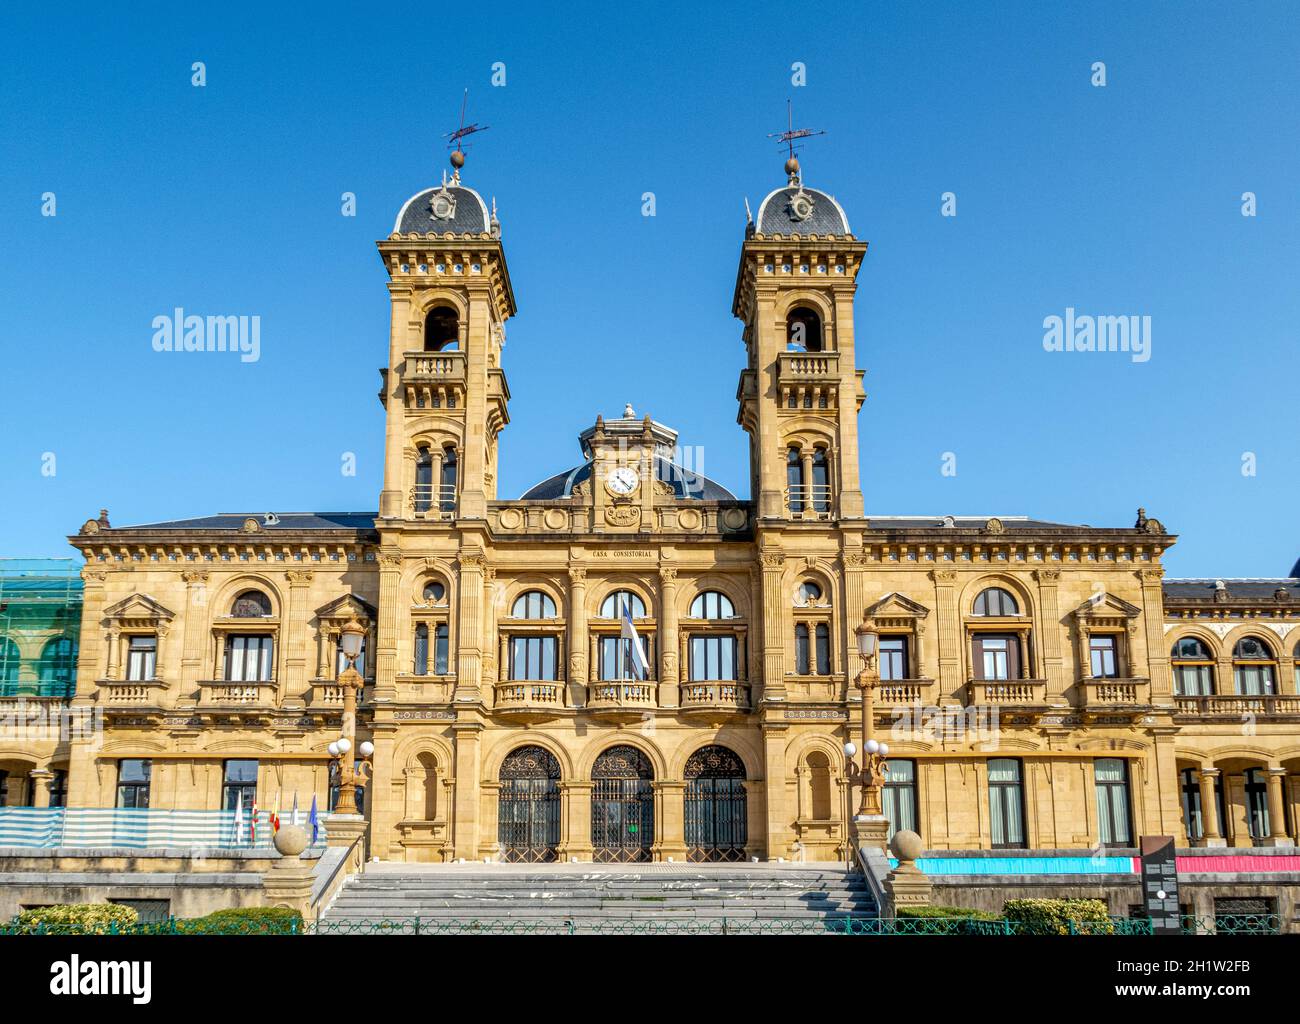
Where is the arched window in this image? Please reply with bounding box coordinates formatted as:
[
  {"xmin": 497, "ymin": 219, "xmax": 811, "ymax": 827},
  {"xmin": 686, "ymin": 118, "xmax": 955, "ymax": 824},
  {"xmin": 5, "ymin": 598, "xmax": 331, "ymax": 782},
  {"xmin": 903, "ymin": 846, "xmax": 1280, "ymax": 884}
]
[
  {"xmin": 786, "ymin": 306, "xmax": 823, "ymax": 352},
  {"xmin": 439, "ymin": 447, "xmax": 457, "ymax": 511},
  {"xmin": 972, "ymin": 587, "xmax": 1019, "ymax": 617},
  {"xmin": 690, "ymin": 591, "xmax": 736, "ymax": 619},
  {"xmin": 0, "ymin": 637, "xmax": 20, "ymax": 690},
  {"xmin": 786, "ymin": 447, "xmax": 804, "ymax": 513},
  {"xmin": 1295, "ymin": 641, "xmax": 1300, "ymax": 693},
  {"xmin": 230, "ymin": 590, "xmax": 272, "ymax": 618},
  {"xmin": 38, "ymin": 636, "xmax": 76, "ymax": 692},
  {"xmin": 796, "ymin": 580, "xmax": 823, "ymax": 606},
  {"xmin": 512, "ymin": 591, "xmax": 557, "ymax": 619},
  {"xmin": 423, "ymin": 305, "xmax": 459, "ymax": 352},
  {"xmin": 600, "ymin": 590, "xmax": 646, "ymax": 619},
  {"xmin": 1171, "ymin": 637, "xmax": 1215, "ymax": 696},
  {"xmin": 811, "ymin": 449, "xmax": 829, "ymax": 513},
  {"xmin": 414, "ymin": 446, "xmax": 433, "ymax": 513},
  {"xmin": 1233, "ymin": 636, "xmax": 1277, "ymax": 695}
]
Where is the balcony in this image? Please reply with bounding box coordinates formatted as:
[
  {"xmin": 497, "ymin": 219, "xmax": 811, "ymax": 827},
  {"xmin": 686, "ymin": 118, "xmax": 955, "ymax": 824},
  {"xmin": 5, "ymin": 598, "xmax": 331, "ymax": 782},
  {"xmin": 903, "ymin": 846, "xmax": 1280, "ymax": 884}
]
[
  {"xmin": 1174, "ymin": 693, "xmax": 1300, "ymax": 721},
  {"xmin": 1078, "ymin": 677, "xmax": 1150, "ymax": 708},
  {"xmin": 494, "ymin": 681, "xmax": 566, "ymax": 720},
  {"xmin": 409, "ymin": 484, "xmax": 457, "ymax": 519},
  {"xmin": 966, "ymin": 678, "xmax": 1048, "ymax": 709},
  {"xmin": 97, "ymin": 679, "xmax": 167, "ymax": 708},
  {"xmin": 876, "ymin": 678, "xmax": 938, "ymax": 707},
  {"xmin": 586, "ymin": 681, "xmax": 657, "ymax": 719},
  {"xmin": 401, "ymin": 350, "xmax": 466, "ymax": 409},
  {"xmin": 784, "ymin": 484, "xmax": 832, "ymax": 522},
  {"xmin": 776, "ymin": 351, "xmax": 844, "ymax": 411},
  {"xmin": 198, "ymin": 679, "xmax": 278, "ymax": 714},
  {"xmin": 678, "ymin": 681, "xmax": 751, "ymax": 715}
]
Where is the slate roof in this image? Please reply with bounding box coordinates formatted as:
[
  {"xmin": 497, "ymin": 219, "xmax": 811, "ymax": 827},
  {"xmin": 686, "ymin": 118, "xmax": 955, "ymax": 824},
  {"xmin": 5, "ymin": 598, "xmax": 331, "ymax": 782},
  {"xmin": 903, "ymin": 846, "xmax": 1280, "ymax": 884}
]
[
  {"xmin": 393, "ymin": 184, "xmax": 491, "ymax": 235},
  {"xmin": 101, "ymin": 513, "xmax": 378, "ymax": 533},
  {"xmin": 756, "ymin": 185, "xmax": 851, "ymax": 236},
  {"xmin": 1162, "ymin": 578, "xmax": 1300, "ymax": 603},
  {"xmin": 521, "ymin": 458, "xmax": 736, "ymax": 501}
]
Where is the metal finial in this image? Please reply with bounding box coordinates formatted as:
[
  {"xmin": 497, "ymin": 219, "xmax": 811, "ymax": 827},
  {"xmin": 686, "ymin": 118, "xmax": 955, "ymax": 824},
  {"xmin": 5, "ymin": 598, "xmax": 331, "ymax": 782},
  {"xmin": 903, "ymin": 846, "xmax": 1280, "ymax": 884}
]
[{"xmin": 768, "ymin": 99, "xmax": 825, "ymax": 185}]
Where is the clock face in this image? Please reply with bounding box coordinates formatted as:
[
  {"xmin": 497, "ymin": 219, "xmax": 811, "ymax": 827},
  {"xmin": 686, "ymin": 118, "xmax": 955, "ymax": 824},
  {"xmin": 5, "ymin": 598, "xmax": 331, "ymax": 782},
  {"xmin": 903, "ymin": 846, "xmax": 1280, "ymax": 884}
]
[{"xmin": 607, "ymin": 466, "xmax": 640, "ymax": 495}]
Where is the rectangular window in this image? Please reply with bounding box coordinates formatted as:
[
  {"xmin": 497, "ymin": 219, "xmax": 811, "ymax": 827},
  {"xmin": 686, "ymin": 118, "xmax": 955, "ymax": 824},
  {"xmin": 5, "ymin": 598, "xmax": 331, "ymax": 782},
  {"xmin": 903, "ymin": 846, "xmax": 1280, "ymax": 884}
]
[
  {"xmin": 116, "ymin": 759, "xmax": 151, "ymax": 808},
  {"xmin": 1175, "ymin": 664, "xmax": 1213, "ymax": 696},
  {"xmin": 600, "ymin": 635, "xmax": 654, "ymax": 680},
  {"xmin": 126, "ymin": 636, "xmax": 157, "ymax": 681},
  {"xmin": 48, "ymin": 769, "xmax": 66, "ymax": 808},
  {"xmin": 879, "ymin": 637, "xmax": 908, "ymax": 681},
  {"xmin": 435, "ymin": 624, "xmax": 449, "ymax": 675},
  {"xmin": 1180, "ymin": 768, "xmax": 1203, "ymax": 841},
  {"xmin": 690, "ymin": 635, "xmax": 737, "ymax": 681},
  {"xmin": 814, "ymin": 624, "xmax": 831, "ymax": 675},
  {"xmin": 973, "ymin": 635, "xmax": 1014, "ymax": 680},
  {"xmin": 225, "ymin": 635, "xmax": 273, "ymax": 682},
  {"xmin": 222, "ymin": 759, "xmax": 258, "ymax": 811},
  {"xmin": 1244, "ymin": 769, "xmax": 1270, "ymax": 839},
  {"xmin": 510, "ymin": 636, "xmax": 557, "ymax": 681},
  {"xmin": 413, "ymin": 624, "xmax": 428, "ymax": 676},
  {"xmin": 1089, "ymin": 635, "xmax": 1119, "ymax": 678},
  {"xmin": 988, "ymin": 758, "xmax": 1025, "ymax": 848},
  {"xmin": 794, "ymin": 625, "xmax": 810, "ymax": 675},
  {"xmin": 1095, "ymin": 758, "xmax": 1132, "ymax": 845},
  {"xmin": 1235, "ymin": 664, "xmax": 1276, "ymax": 696},
  {"xmin": 883, "ymin": 759, "xmax": 918, "ymax": 840}
]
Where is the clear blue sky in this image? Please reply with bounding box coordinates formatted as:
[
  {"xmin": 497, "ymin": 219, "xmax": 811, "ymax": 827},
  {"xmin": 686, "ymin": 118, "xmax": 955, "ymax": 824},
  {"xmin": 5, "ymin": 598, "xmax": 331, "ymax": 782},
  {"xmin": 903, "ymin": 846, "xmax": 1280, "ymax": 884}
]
[{"xmin": 1, "ymin": 2, "xmax": 1297, "ymax": 578}]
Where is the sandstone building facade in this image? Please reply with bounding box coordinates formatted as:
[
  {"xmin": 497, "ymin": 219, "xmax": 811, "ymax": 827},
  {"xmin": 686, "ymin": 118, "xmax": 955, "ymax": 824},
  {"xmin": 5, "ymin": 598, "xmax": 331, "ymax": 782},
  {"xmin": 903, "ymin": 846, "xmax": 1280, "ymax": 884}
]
[{"xmin": 10, "ymin": 157, "xmax": 1295, "ymax": 862}]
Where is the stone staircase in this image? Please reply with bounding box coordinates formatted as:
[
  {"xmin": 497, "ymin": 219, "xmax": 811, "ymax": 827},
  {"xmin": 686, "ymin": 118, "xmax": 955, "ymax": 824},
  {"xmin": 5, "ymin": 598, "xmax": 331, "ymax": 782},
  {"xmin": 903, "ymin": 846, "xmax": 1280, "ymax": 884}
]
[{"xmin": 319, "ymin": 862, "xmax": 877, "ymax": 934}]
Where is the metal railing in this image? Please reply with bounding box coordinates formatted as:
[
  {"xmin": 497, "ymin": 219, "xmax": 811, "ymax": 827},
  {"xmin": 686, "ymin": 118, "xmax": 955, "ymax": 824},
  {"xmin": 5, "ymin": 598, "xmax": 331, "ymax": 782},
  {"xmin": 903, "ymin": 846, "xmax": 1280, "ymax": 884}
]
[
  {"xmin": 784, "ymin": 485, "xmax": 832, "ymax": 519},
  {"xmin": 410, "ymin": 484, "xmax": 457, "ymax": 516}
]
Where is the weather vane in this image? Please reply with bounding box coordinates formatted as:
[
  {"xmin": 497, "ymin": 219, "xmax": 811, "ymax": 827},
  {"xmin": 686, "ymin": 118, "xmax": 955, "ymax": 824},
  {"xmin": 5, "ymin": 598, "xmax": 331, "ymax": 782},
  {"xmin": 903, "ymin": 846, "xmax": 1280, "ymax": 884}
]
[
  {"xmin": 768, "ymin": 99, "xmax": 825, "ymax": 184},
  {"xmin": 443, "ymin": 89, "xmax": 489, "ymax": 179}
]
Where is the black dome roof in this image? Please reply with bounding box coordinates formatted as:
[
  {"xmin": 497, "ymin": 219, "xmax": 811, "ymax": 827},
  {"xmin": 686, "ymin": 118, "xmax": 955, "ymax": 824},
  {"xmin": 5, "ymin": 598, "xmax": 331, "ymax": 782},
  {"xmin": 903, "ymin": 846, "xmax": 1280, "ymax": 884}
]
[
  {"xmin": 521, "ymin": 457, "xmax": 736, "ymax": 501},
  {"xmin": 393, "ymin": 183, "xmax": 492, "ymax": 235},
  {"xmin": 756, "ymin": 184, "xmax": 850, "ymax": 236}
]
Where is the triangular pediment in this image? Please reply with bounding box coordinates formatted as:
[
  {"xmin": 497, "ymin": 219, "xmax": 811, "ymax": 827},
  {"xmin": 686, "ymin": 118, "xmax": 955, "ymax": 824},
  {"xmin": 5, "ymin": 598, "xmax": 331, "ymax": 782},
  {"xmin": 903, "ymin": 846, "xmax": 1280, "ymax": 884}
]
[
  {"xmin": 315, "ymin": 594, "xmax": 377, "ymax": 622},
  {"xmin": 1074, "ymin": 592, "xmax": 1142, "ymax": 619},
  {"xmin": 864, "ymin": 592, "xmax": 930, "ymax": 619},
  {"xmin": 102, "ymin": 593, "xmax": 176, "ymax": 624}
]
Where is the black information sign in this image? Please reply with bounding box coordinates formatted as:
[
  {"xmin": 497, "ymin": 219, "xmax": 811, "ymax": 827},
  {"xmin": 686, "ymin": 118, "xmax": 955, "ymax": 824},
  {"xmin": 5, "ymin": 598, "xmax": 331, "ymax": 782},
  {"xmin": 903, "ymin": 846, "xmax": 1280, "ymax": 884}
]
[{"xmin": 1139, "ymin": 834, "xmax": 1180, "ymax": 933}]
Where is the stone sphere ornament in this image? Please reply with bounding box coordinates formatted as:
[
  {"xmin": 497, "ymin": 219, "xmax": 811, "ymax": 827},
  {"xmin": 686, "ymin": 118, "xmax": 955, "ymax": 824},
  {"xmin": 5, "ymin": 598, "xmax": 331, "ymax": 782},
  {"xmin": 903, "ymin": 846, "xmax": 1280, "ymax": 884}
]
[
  {"xmin": 274, "ymin": 825, "xmax": 309, "ymax": 858},
  {"xmin": 890, "ymin": 829, "xmax": 924, "ymax": 864}
]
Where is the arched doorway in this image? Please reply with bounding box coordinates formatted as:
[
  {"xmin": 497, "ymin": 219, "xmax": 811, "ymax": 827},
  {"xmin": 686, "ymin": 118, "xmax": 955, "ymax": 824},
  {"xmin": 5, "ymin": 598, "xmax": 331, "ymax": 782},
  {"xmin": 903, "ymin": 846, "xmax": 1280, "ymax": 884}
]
[
  {"xmin": 591, "ymin": 745, "xmax": 654, "ymax": 863},
  {"xmin": 685, "ymin": 745, "xmax": 747, "ymax": 862},
  {"xmin": 497, "ymin": 745, "xmax": 561, "ymax": 863}
]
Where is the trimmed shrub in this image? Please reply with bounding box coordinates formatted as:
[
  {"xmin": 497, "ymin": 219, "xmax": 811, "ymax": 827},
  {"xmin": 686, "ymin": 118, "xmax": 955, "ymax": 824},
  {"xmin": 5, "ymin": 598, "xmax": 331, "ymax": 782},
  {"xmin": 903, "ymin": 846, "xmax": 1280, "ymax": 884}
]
[
  {"xmin": 1003, "ymin": 898, "xmax": 1113, "ymax": 935},
  {"xmin": 176, "ymin": 906, "xmax": 303, "ymax": 934},
  {"xmin": 13, "ymin": 903, "xmax": 139, "ymax": 934},
  {"xmin": 896, "ymin": 904, "xmax": 1000, "ymax": 921}
]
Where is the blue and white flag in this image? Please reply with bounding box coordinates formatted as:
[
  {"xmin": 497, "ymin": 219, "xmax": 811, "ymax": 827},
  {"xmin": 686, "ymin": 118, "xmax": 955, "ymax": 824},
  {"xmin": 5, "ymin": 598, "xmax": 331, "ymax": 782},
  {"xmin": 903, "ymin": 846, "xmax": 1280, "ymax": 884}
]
[{"xmin": 620, "ymin": 601, "xmax": 651, "ymax": 679}]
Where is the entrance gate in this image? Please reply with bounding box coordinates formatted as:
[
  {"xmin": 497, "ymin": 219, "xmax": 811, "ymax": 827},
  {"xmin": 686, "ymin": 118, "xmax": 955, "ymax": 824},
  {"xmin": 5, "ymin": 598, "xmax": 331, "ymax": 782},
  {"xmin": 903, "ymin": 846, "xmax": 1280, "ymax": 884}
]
[
  {"xmin": 684, "ymin": 745, "xmax": 747, "ymax": 862},
  {"xmin": 591, "ymin": 745, "xmax": 654, "ymax": 863},
  {"xmin": 497, "ymin": 745, "xmax": 561, "ymax": 863}
]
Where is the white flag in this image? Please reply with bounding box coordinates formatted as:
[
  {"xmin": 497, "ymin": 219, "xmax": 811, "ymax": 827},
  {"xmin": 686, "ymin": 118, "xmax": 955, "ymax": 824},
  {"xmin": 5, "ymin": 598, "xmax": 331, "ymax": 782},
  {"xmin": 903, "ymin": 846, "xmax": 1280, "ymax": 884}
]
[
  {"xmin": 233, "ymin": 791, "xmax": 244, "ymax": 846},
  {"xmin": 620, "ymin": 601, "xmax": 651, "ymax": 679}
]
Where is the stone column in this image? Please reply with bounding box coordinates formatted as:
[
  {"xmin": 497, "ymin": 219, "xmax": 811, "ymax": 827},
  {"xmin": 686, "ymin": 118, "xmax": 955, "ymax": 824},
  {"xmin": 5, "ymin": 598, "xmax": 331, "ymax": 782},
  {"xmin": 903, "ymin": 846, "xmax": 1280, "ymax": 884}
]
[
  {"xmin": 379, "ymin": 294, "xmax": 409, "ymax": 519},
  {"xmin": 1198, "ymin": 767, "xmax": 1226, "ymax": 847},
  {"xmin": 930, "ymin": 569, "xmax": 961, "ymax": 701},
  {"xmin": 558, "ymin": 781, "xmax": 593, "ymax": 862},
  {"xmin": 451, "ymin": 720, "xmax": 482, "ymax": 859},
  {"xmin": 567, "ymin": 568, "xmax": 588, "ymax": 708},
  {"xmin": 1033, "ymin": 569, "xmax": 1066, "ymax": 700},
  {"xmin": 1265, "ymin": 767, "xmax": 1293, "ymax": 847},
  {"xmin": 28, "ymin": 769, "xmax": 54, "ymax": 808},
  {"xmin": 654, "ymin": 781, "xmax": 688, "ymax": 861},
  {"xmin": 762, "ymin": 722, "xmax": 789, "ymax": 859},
  {"xmin": 800, "ymin": 449, "xmax": 814, "ymax": 511},
  {"xmin": 759, "ymin": 551, "xmax": 787, "ymax": 701},
  {"xmin": 658, "ymin": 568, "xmax": 679, "ymax": 707},
  {"xmin": 282, "ymin": 570, "xmax": 313, "ymax": 706},
  {"xmin": 455, "ymin": 552, "xmax": 485, "ymax": 701}
]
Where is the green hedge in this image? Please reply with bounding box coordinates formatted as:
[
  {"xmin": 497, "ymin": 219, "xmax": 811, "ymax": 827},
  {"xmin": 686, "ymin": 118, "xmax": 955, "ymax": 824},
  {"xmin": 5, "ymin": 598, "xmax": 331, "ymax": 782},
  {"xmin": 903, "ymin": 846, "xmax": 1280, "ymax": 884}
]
[
  {"xmin": 12, "ymin": 903, "xmax": 139, "ymax": 934},
  {"xmin": 1003, "ymin": 898, "xmax": 1113, "ymax": 935},
  {"xmin": 173, "ymin": 906, "xmax": 303, "ymax": 935},
  {"xmin": 896, "ymin": 905, "xmax": 1000, "ymax": 921}
]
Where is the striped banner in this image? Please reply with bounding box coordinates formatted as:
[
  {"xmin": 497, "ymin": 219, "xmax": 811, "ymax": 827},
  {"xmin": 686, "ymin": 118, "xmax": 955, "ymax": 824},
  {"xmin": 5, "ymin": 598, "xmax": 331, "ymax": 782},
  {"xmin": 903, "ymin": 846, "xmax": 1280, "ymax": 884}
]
[{"xmin": 0, "ymin": 807, "xmax": 330, "ymax": 851}]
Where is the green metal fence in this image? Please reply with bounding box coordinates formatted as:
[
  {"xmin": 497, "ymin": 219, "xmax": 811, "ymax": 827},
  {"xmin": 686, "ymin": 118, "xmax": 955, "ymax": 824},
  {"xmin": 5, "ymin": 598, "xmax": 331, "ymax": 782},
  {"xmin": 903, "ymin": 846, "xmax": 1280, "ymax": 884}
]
[{"xmin": 0, "ymin": 914, "xmax": 1282, "ymax": 936}]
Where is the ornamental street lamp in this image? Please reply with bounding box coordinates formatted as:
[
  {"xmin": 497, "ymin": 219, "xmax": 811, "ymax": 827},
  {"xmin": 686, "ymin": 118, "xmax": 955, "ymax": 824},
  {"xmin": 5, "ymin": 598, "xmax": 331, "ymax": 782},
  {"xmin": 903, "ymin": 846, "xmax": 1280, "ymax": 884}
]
[
  {"xmin": 846, "ymin": 615, "xmax": 890, "ymax": 819},
  {"xmin": 328, "ymin": 617, "xmax": 372, "ymax": 816}
]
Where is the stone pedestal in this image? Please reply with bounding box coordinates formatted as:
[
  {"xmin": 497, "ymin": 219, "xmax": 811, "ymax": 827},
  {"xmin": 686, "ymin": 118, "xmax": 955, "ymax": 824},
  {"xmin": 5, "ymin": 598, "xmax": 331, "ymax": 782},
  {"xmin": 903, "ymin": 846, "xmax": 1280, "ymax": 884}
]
[
  {"xmin": 324, "ymin": 813, "xmax": 369, "ymax": 875},
  {"xmin": 851, "ymin": 814, "xmax": 890, "ymax": 853},
  {"xmin": 263, "ymin": 825, "xmax": 314, "ymax": 920},
  {"xmin": 882, "ymin": 829, "xmax": 932, "ymax": 916}
]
